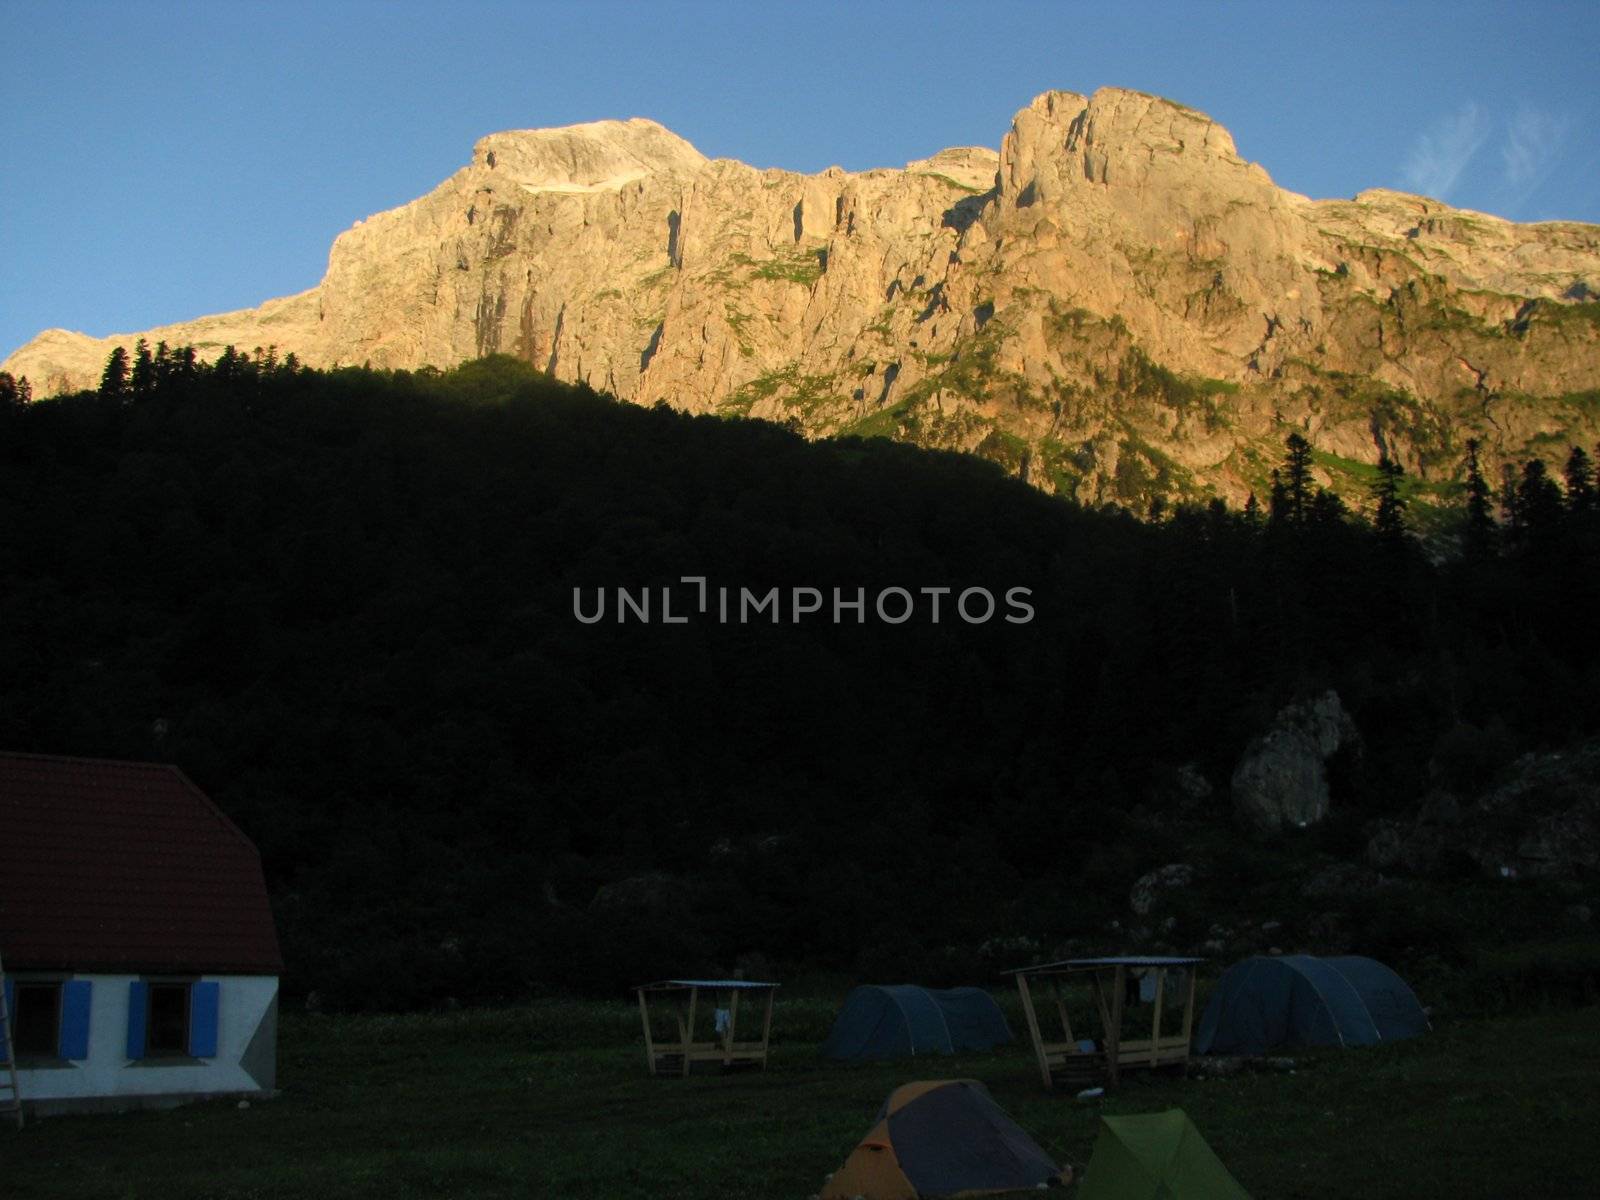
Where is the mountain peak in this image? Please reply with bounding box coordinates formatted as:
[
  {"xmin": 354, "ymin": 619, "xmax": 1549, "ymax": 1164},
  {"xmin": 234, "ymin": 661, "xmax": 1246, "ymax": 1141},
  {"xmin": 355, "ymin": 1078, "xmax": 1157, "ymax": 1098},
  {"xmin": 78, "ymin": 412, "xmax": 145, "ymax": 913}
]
[
  {"xmin": 5, "ymin": 89, "xmax": 1596, "ymax": 511},
  {"xmin": 471, "ymin": 117, "xmax": 707, "ymax": 192}
]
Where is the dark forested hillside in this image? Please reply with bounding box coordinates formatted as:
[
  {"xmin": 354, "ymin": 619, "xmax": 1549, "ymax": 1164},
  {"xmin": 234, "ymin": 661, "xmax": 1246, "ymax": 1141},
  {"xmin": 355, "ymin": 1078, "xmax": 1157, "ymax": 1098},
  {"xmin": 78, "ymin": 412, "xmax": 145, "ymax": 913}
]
[{"xmin": 1, "ymin": 354, "xmax": 1596, "ymax": 1008}]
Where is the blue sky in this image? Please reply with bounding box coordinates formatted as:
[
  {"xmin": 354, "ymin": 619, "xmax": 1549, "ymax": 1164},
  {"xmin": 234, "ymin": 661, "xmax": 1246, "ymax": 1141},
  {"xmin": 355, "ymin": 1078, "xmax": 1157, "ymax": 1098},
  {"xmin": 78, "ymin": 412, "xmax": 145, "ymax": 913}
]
[{"xmin": 3, "ymin": 0, "xmax": 1597, "ymax": 361}]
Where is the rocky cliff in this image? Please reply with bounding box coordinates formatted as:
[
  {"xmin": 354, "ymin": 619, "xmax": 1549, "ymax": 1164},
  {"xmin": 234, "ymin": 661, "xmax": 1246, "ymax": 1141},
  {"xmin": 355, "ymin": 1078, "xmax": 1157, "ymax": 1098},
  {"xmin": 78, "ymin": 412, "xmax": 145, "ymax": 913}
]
[{"xmin": 9, "ymin": 89, "xmax": 1600, "ymax": 508}]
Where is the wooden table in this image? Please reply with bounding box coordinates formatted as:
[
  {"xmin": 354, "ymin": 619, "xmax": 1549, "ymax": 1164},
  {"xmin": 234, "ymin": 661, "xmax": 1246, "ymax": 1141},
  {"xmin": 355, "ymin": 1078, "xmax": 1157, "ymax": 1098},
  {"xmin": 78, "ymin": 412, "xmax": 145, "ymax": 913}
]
[
  {"xmin": 1003, "ymin": 956, "xmax": 1202, "ymax": 1090},
  {"xmin": 634, "ymin": 979, "xmax": 778, "ymax": 1077}
]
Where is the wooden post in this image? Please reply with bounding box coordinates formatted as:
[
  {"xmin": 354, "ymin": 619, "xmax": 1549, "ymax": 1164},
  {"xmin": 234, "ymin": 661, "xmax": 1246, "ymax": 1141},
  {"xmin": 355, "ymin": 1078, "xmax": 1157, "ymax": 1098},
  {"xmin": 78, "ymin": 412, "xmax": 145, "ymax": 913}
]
[
  {"xmin": 760, "ymin": 987, "xmax": 775, "ymax": 1070},
  {"xmin": 637, "ymin": 989, "xmax": 657, "ymax": 1076},
  {"xmin": 1150, "ymin": 968, "xmax": 1165, "ymax": 1069},
  {"xmin": 1051, "ymin": 978, "xmax": 1075, "ymax": 1047},
  {"xmin": 682, "ymin": 986, "xmax": 698, "ymax": 1078},
  {"xmin": 1107, "ymin": 965, "xmax": 1125, "ymax": 1087},
  {"xmin": 723, "ymin": 988, "xmax": 740, "ymax": 1066},
  {"xmin": 1089, "ymin": 972, "xmax": 1113, "ymax": 1039},
  {"xmin": 1015, "ymin": 973, "xmax": 1053, "ymax": 1090},
  {"xmin": 1181, "ymin": 967, "xmax": 1198, "ymax": 1067}
]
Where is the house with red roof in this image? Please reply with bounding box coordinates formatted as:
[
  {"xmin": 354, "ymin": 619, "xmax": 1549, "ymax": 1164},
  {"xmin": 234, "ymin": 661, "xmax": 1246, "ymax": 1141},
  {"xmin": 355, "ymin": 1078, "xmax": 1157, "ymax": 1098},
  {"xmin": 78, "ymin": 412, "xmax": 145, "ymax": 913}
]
[{"xmin": 0, "ymin": 752, "xmax": 282, "ymax": 1115}]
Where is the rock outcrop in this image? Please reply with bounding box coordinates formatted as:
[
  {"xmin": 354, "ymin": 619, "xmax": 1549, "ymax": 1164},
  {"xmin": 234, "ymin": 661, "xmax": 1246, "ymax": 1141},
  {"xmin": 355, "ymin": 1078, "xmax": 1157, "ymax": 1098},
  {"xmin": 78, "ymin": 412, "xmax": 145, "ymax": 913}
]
[
  {"xmin": 8, "ymin": 89, "xmax": 1600, "ymax": 507},
  {"xmin": 1369, "ymin": 739, "xmax": 1600, "ymax": 880},
  {"xmin": 588, "ymin": 871, "xmax": 698, "ymax": 916},
  {"xmin": 1129, "ymin": 863, "xmax": 1196, "ymax": 915},
  {"xmin": 1231, "ymin": 690, "xmax": 1360, "ymax": 835}
]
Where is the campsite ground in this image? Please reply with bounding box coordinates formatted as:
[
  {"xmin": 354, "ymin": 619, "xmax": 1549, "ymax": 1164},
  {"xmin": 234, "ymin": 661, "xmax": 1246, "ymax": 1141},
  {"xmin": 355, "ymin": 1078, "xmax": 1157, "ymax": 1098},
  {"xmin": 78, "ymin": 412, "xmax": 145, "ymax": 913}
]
[{"xmin": 7, "ymin": 1000, "xmax": 1599, "ymax": 1198}]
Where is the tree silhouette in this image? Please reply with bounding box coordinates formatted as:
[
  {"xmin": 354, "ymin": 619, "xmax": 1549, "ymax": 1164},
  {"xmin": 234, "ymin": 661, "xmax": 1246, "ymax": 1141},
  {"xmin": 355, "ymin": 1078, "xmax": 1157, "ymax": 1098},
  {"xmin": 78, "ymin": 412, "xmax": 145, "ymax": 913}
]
[
  {"xmin": 1511, "ymin": 458, "xmax": 1565, "ymax": 546},
  {"xmin": 1266, "ymin": 433, "xmax": 1343, "ymax": 535},
  {"xmin": 98, "ymin": 346, "xmax": 130, "ymax": 398},
  {"xmin": 1372, "ymin": 452, "xmax": 1408, "ymax": 545},
  {"xmin": 1564, "ymin": 446, "xmax": 1595, "ymax": 515},
  {"xmin": 1307, "ymin": 486, "xmax": 1348, "ymax": 526},
  {"xmin": 130, "ymin": 338, "xmax": 155, "ymax": 400},
  {"xmin": 0, "ymin": 372, "xmax": 29, "ymax": 407},
  {"xmin": 1283, "ymin": 432, "xmax": 1313, "ymax": 524},
  {"xmin": 1463, "ymin": 439, "xmax": 1496, "ymax": 556},
  {"xmin": 1268, "ymin": 468, "xmax": 1289, "ymax": 525}
]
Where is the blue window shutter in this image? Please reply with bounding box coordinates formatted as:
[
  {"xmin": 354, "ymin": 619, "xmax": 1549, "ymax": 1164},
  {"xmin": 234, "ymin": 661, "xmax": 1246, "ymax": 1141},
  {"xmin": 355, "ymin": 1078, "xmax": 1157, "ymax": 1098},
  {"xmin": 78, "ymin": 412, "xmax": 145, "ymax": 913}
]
[
  {"xmin": 188, "ymin": 982, "xmax": 220, "ymax": 1057},
  {"xmin": 59, "ymin": 980, "xmax": 92, "ymax": 1059},
  {"xmin": 126, "ymin": 981, "xmax": 149, "ymax": 1058}
]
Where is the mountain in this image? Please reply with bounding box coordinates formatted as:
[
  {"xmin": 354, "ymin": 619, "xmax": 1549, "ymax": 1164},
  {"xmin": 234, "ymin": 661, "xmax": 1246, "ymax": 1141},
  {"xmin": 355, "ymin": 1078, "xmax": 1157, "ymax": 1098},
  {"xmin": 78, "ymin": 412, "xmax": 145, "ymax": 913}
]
[{"xmin": 8, "ymin": 88, "xmax": 1600, "ymax": 507}]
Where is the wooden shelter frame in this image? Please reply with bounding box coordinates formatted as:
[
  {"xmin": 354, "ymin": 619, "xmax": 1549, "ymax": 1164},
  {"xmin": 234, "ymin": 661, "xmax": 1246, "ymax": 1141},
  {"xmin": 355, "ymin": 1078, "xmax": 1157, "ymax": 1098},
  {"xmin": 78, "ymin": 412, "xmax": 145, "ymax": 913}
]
[
  {"xmin": 634, "ymin": 980, "xmax": 778, "ymax": 1077},
  {"xmin": 1004, "ymin": 957, "xmax": 1202, "ymax": 1090}
]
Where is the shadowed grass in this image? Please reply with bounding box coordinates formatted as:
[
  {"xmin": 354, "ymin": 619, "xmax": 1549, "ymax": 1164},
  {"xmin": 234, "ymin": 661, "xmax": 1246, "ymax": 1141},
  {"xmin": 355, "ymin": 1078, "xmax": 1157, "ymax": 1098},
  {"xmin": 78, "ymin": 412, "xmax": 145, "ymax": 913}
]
[{"xmin": 6, "ymin": 1003, "xmax": 1599, "ymax": 1198}]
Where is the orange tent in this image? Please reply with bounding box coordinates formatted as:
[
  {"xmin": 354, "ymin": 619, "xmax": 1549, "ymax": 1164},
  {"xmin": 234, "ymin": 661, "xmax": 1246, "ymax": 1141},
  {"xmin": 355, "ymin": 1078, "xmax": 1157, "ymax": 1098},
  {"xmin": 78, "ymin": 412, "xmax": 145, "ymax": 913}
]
[{"xmin": 822, "ymin": 1080, "xmax": 1069, "ymax": 1199}]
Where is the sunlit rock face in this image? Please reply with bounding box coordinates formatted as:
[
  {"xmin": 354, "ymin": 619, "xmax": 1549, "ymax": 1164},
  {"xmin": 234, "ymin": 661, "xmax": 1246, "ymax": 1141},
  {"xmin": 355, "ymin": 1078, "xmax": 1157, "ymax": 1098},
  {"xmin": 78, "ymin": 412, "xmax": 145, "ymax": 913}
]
[
  {"xmin": 1232, "ymin": 691, "xmax": 1361, "ymax": 837},
  {"xmin": 8, "ymin": 88, "xmax": 1599, "ymax": 507}
]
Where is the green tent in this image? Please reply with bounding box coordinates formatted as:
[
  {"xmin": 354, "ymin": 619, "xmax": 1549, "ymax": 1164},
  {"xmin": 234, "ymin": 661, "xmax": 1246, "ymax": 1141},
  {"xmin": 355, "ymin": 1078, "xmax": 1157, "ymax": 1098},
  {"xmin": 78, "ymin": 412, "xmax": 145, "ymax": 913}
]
[{"xmin": 1077, "ymin": 1109, "xmax": 1251, "ymax": 1199}]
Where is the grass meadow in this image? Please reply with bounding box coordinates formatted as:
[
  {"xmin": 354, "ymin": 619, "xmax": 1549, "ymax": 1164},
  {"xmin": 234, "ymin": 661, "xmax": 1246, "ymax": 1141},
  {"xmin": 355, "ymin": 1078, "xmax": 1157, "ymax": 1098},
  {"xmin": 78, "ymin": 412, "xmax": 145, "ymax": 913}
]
[{"xmin": 6, "ymin": 996, "xmax": 1599, "ymax": 1198}]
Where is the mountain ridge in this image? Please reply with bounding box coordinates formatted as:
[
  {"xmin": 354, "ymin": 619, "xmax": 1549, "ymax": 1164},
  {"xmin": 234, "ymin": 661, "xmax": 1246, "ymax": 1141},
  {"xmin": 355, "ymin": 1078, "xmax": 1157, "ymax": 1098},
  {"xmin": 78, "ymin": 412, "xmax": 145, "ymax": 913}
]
[{"xmin": 8, "ymin": 87, "xmax": 1599, "ymax": 507}]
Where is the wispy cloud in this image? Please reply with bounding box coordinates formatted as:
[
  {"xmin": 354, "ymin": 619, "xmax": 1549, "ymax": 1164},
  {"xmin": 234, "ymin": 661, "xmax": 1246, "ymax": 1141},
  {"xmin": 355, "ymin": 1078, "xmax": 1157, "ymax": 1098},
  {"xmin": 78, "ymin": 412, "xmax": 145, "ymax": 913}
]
[
  {"xmin": 1400, "ymin": 103, "xmax": 1489, "ymax": 200},
  {"xmin": 1500, "ymin": 105, "xmax": 1568, "ymax": 204}
]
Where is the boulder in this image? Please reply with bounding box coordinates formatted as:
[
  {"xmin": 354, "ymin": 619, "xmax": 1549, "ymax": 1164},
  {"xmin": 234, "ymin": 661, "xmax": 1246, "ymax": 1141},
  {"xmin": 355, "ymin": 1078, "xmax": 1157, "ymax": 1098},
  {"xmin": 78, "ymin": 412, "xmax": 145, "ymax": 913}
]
[
  {"xmin": 589, "ymin": 872, "xmax": 696, "ymax": 915},
  {"xmin": 1148, "ymin": 762, "xmax": 1213, "ymax": 812},
  {"xmin": 1365, "ymin": 818, "xmax": 1455, "ymax": 875},
  {"xmin": 1464, "ymin": 743, "xmax": 1600, "ymax": 879},
  {"xmin": 1129, "ymin": 863, "xmax": 1195, "ymax": 915},
  {"xmin": 1366, "ymin": 741, "xmax": 1600, "ymax": 880},
  {"xmin": 1302, "ymin": 861, "xmax": 1383, "ymax": 900},
  {"xmin": 1231, "ymin": 691, "xmax": 1359, "ymax": 835},
  {"xmin": 1365, "ymin": 820, "xmax": 1405, "ymax": 870},
  {"xmin": 1174, "ymin": 764, "xmax": 1213, "ymax": 809}
]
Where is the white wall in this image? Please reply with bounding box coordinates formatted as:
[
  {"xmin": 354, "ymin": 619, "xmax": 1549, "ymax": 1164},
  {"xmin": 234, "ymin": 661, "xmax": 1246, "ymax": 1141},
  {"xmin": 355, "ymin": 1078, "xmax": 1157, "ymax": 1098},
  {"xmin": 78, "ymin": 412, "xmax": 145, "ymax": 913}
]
[{"xmin": 16, "ymin": 973, "xmax": 277, "ymax": 1107}]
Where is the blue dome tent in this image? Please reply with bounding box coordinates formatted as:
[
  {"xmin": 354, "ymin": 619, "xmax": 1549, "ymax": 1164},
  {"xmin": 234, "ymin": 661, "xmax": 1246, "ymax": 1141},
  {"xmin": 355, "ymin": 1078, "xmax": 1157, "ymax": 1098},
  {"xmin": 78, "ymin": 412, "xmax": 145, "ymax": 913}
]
[
  {"xmin": 1194, "ymin": 954, "xmax": 1428, "ymax": 1055},
  {"xmin": 822, "ymin": 985, "xmax": 1013, "ymax": 1060}
]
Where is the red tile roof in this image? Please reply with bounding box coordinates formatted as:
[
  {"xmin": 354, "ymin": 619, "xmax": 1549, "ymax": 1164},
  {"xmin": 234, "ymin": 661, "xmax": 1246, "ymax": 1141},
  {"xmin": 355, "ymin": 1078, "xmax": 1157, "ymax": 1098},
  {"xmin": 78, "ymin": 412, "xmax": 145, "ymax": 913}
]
[{"xmin": 0, "ymin": 752, "xmax": 283, "ymax": 975}]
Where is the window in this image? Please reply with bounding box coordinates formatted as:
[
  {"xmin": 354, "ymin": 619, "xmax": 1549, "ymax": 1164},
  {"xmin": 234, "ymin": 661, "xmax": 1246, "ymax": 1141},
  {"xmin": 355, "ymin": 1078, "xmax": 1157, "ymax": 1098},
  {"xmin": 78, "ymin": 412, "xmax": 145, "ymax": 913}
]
[
  {"xmin": 125, "ymin": 980, "xmax": 220, "ymax": 1059},
  {"xmin": 146, "ymin": 983, "xmax": 190, "ymax": 1057},
  {"xmin": 12, "ymin": 983, "xmax": 62, "ymax": 1057},
  {"xmin": 3, "ymin": 978, "xmax": 91, "ymax": 1060}
]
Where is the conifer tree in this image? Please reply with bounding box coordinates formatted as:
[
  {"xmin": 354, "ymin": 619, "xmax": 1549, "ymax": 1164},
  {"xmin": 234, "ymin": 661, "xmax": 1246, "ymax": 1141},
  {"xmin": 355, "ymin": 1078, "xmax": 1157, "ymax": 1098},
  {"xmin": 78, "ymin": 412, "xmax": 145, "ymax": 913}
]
[
  {"xmin": 1564, "ymin": 445, "xmax": 1595, "ymax": 514},
  {"xmin": 1463, "ymin": 439, "xmax": 1496, "ymax": 555},
  {"xmin": 0, "ymin": 371, "xmax": 28, "ymax": 407},
  {"xmin": 1308, "ymin": 487, "xmax": 1347, "ymax": 526},
  {"xmin": 152, "ymin": 341, "xmax": 172, "ymax": 390},
  {"xmin": 99, "ymin": 346, "xmax": 130, "ymax": 398},
  {"xmin": 1513, "ymin": 458, "xmax": 1565, "ymax": 543},
  {"xmin": 130, "ymin": 338, "xmax": 155, "ymax": 400},
  {"xmin": 1268, "ymin": 469, "xmax": 1289, "ymax": 526},
  {"xmin": 1372, "ymin": 452, "xmax": 1408, "ymax": 544},
  {"xmin": 1283, "ymin": 432, "xmax": 1313, "ymax": 524},
  {"xmin": 174, "ymin": 345, "xmax": 199, "ymax": 386}
]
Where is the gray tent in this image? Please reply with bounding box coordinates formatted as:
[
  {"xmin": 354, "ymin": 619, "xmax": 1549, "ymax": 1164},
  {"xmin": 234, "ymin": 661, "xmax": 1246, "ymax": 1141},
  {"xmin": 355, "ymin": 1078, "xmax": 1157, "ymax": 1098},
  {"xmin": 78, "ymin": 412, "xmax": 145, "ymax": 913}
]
[
  {"xmin": 821, "ymin": 985, "xmax": 1013, "ymax": 1060},
  {"xmin": 1195, "ymin": 954, "xmax": 1428, "ymax": 1055}
]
